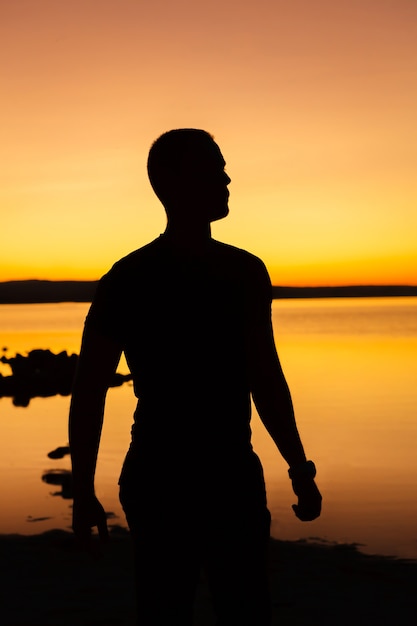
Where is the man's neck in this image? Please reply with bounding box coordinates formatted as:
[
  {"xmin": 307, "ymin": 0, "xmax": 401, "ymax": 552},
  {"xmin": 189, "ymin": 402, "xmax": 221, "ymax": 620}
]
[{"xmin": 163, "ymin": 221, "xmax": 212, "ymax": 255}]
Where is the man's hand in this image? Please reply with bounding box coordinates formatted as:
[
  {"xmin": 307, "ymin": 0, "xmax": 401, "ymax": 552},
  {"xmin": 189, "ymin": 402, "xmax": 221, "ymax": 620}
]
[
  {"xmin": 291, "ymin": 477, "xmax": 322, "ymax": 521},
  {"xmin": 72, "ymin": 493, "xmax": 109, "ymax": 557}
]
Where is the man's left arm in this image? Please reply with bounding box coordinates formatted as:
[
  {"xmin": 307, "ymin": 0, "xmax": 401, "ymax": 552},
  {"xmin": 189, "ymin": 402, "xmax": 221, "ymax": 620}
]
[{"xmin": 69, "ymin": 324, "xmax": 122, "ymax": 549}]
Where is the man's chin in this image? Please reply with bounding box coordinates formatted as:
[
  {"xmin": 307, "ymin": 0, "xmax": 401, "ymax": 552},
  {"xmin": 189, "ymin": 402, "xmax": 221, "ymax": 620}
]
[{"xmin": 211, "ymin": 206, "xmax": 229, "ymax": 222}]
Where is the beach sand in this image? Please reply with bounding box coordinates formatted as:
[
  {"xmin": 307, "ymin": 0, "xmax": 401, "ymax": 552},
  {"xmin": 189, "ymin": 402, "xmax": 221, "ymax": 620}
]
[{"xmin": 1, "ymin": 527, "xmax": 415, "ymax": 626}]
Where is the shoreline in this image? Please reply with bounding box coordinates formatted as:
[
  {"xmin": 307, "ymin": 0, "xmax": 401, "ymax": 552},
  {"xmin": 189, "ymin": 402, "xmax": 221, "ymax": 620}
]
[
  {"xmin": 1, "ymin": 280, "xmax": 417, "ymax": 304},
  {"xmin": 1, "ymin": 528, "xmax": 416, "ymax": 625}
]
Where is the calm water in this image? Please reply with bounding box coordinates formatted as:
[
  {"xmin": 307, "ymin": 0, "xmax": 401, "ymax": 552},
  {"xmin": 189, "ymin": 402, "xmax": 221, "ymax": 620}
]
[{"xmin": 0, "ymin": 298, "xmax": 416, "ymax": 559}]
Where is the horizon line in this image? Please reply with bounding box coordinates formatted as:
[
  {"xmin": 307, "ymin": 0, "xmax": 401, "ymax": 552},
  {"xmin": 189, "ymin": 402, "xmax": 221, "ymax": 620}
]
[
  {"xmin": 1, "ymin": 278, "xmax": 417, "ymax": 288},
  {"xmin": 0, "ymin": 280, "xmax": 416, "ymax": 305}
]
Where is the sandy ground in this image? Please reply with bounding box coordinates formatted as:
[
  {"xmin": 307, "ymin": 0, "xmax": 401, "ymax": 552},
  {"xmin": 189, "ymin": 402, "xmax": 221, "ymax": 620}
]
[{"xmin": 0, "ymin": 527, "xmax": 416, "ymax": 626}]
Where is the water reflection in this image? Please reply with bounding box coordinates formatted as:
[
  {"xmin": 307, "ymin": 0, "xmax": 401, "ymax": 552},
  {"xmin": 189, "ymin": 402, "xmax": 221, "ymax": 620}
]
[
  {"xmin": 1, "ymin": 299, "xmax": 416, "ymax": 558},
  {"xmin": 41, "ymin": 463, "xmax": 119, "ymax": 521},
  {"xmin": 0, "ymin": 348, "xmax": 131, "ymax": 406},
  {"xmin": 47, "ymin": 446, "xmax": 70, "ymax": 459},
  {"xmin": 42, "ymin": 470, "xmax": 73, "ymax": 499}
]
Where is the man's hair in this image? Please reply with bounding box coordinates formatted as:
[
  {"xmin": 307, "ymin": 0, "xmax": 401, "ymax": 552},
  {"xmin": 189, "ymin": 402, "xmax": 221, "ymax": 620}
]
[{"xmin": 147, "ymin": 128, "xmax": 214, "ymax": 204}]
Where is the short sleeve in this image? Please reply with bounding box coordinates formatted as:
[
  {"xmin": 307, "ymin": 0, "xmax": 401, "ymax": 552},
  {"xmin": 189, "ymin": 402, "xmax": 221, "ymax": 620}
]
[
  {"xmin": 245, "ymin": 256, "xmax": 273, "ymax": 328},
  {"xmin": 84, "ymin": 270, "xmax": 124, "ymax": 344}
]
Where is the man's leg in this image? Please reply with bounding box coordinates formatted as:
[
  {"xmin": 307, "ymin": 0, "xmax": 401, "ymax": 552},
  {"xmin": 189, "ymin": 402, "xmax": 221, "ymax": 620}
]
[
  {"xmin": 205, "ymin": 506, "xmax": 271, "ymax": 626},
  {"xmin": 204, "ymin": 454, "xmax": 272, "ymax": 626},
  {"xmin": 120, "ymin": 473, "xmax": 200, "ymax": 626},
  {"xmin": 129, "ymin": 525, "xmax": 199, "ymax": 626}
]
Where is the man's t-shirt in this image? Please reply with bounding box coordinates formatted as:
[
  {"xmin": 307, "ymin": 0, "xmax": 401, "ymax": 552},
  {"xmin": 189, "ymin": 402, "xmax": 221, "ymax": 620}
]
[{"xmin": 86, "ymin": 235, "xmax": 272, "ymax": 466}]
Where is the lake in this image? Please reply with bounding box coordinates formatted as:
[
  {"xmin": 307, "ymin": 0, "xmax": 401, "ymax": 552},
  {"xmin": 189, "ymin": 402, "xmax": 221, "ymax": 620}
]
[{"xmin": 0, "ymin": 297, "xmax": 416, "ymax": 559}]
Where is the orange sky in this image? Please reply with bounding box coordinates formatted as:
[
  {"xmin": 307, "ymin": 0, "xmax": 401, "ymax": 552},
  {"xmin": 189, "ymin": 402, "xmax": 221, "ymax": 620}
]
[{"xmin": 1, "ymin": 0, "xmax": 416, "ymax": 286}]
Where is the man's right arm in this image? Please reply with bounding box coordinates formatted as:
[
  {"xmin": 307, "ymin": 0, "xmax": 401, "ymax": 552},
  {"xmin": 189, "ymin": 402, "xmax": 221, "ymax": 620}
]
[
  {"xmin": 248, "ymin": 318, "xmax": 322, "ymax": 521},
  {"xmin": 246, "ymin": 259, "xmax": 322, "ymax": 521},
  {"xmin": 249, "ymin": 314, "xmax": 307, "ymax": 468}
]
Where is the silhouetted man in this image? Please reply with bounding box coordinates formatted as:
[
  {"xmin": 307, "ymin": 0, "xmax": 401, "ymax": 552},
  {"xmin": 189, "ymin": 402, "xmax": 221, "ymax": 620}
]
[{"xmin": 69, "ymin": 129, "xmax": 322, "ymax": 626}]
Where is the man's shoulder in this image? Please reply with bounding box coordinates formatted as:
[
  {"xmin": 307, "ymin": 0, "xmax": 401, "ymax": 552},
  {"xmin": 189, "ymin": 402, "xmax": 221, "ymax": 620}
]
[
  {"xmin": 211, "ymin": 239, "xmax": 268, "ymax": 272},
  {"xmin": 106, "ymin": 237, "xmax": 165, "ymax": 275}
]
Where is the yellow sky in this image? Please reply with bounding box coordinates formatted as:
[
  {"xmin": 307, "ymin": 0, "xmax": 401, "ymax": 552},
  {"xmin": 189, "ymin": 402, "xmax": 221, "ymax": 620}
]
[{"xmin": 1, "ymin": 0, "xmax": 416, "ymax": 286}]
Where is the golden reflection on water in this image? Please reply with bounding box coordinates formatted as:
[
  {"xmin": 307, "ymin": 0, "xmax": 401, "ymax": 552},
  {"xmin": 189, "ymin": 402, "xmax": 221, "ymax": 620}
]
[
  {"xmin": 264, "ymin": 300, "xmax": 417, "ymax": 557},
  {"xmin": 0, "ymin": 303, "xmax": 89, "ymax": 364},
  {"xmin": 0, "ymin": 299, "xmax": 416, "ymax": 559}
]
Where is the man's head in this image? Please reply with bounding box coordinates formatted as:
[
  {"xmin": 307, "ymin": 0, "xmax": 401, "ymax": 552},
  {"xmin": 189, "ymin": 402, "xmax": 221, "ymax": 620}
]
[{"xmin": 147, "ymin": 129, "xmax": 231, "ymax": 223}]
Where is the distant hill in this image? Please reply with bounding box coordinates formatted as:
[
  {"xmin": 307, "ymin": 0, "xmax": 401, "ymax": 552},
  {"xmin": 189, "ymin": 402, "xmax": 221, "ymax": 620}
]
[
  {"xmin": 0, "ymin": 280, "xmax": 416, "ymax": 304},
  {"xmin": 271, "ymin": 285, "xmax": 417, "ymax": 299},
  {"xmin": 0, "ymin": 280, "xmax": 98, "ymax": 304}
]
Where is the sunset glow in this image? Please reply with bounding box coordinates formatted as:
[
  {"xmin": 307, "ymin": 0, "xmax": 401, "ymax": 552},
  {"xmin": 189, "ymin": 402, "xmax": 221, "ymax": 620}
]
[{"xmin": 1, "ymin": 0, "xmax": 416, "ymax": 286}]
